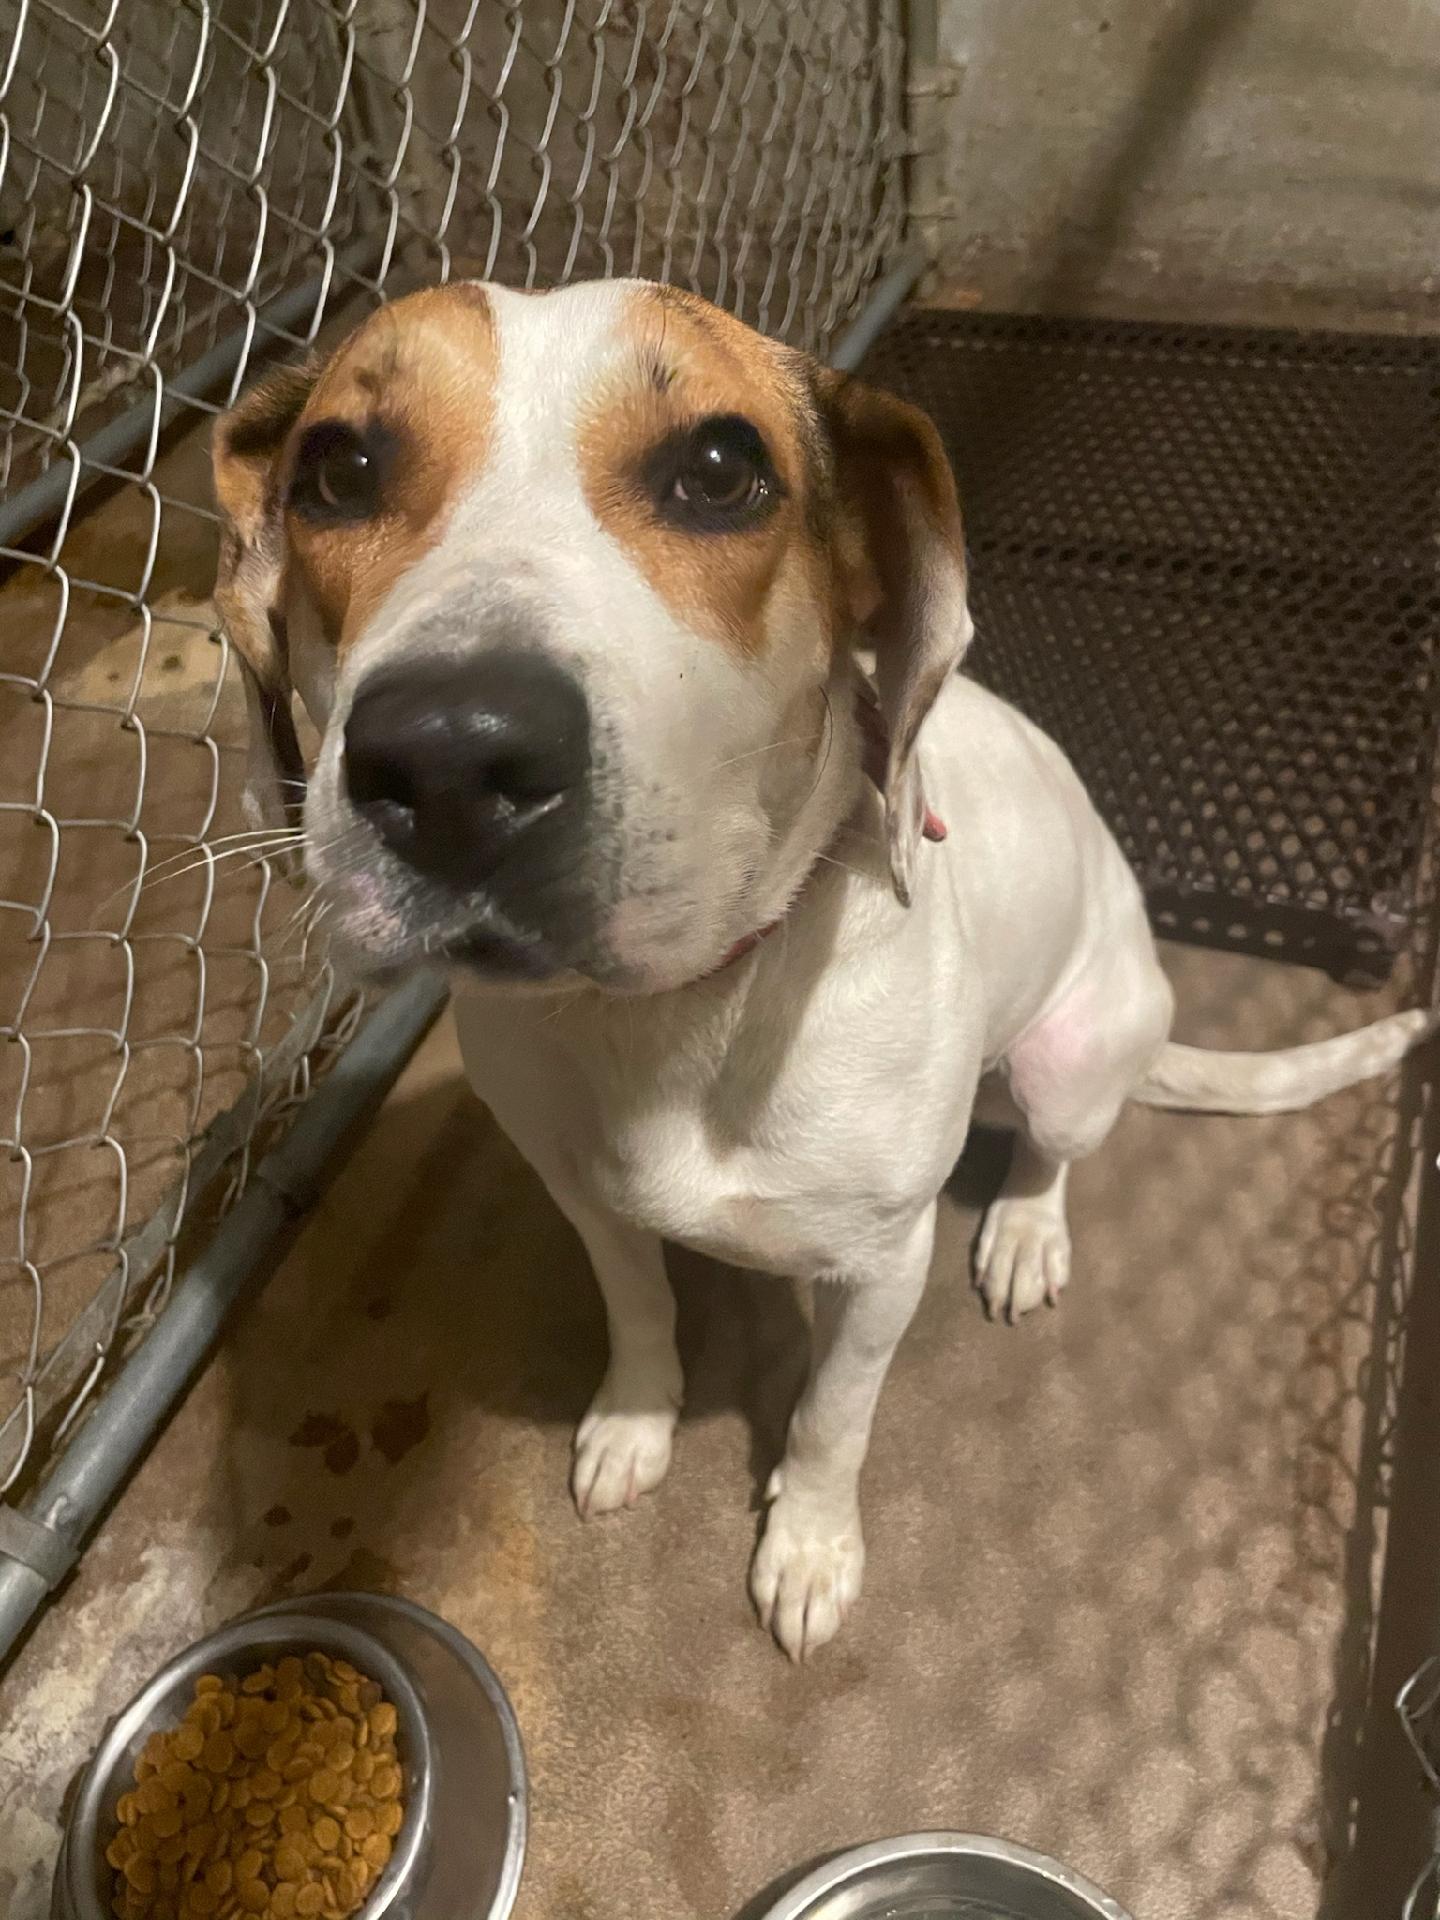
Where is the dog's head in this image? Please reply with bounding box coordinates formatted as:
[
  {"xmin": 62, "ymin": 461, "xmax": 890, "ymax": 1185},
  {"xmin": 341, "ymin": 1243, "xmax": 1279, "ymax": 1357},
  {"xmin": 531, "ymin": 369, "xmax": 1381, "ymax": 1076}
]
[{"xmin": 213, "ymin": 280, "xmax": 970, "ymax": 992}]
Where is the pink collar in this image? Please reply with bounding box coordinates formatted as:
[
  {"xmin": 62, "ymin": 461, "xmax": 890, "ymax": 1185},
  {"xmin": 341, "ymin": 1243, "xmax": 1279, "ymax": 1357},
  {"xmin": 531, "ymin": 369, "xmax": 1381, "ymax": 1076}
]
[{"xmin": 705, "ymin": 689, "xmax": 946, "ymax": 977}]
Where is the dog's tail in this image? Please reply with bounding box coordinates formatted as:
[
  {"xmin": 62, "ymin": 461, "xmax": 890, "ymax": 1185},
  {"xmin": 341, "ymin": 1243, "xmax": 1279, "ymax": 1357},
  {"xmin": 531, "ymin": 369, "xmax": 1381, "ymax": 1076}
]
[{"xmin": 1132, "ymin": 1007, "xmax": 1440, "ymax": 1116}]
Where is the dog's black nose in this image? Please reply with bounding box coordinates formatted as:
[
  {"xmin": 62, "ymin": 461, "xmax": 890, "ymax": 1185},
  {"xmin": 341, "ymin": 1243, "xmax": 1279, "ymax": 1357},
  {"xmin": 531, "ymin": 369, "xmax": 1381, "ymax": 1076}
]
[{"xmin": 344, "ymin": 649, "xmax": 590, "ymax": 891}]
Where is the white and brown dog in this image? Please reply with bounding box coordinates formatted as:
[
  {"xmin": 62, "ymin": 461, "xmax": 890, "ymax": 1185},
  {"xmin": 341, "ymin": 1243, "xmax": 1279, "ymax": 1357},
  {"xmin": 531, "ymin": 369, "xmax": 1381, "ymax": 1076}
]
[{"xmin": 214, "ymin": 280, "xmax": 1437, "ymax": 1659}]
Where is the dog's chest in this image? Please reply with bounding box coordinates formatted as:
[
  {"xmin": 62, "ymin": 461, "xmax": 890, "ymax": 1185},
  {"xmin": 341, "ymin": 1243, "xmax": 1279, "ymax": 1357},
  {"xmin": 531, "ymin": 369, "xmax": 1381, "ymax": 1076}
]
[
  {"xmin": 456, "ymin": 986, "xmax": 840, "ymax": 1268},
  {"xmin": 571, "ymin": 1005, "xmax": 953, "ymax": 1274},
  {"xmin": 457, "ymin": 956, "xmax": 974, "ymax": 1278},
  {"xmin": 582, "ymin": 1100, "xmax": 840, "ymax": 1273}
]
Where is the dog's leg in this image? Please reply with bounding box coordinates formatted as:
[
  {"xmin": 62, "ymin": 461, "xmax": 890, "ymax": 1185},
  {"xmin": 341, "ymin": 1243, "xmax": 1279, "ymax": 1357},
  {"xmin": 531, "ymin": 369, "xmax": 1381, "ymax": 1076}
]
[
  {"xmin": 555, "ymin": 1194, "xmax": 683, "ymax": 1518},
  {"xmin": 974, "ymin": 1136, "xmax": 1071, "ymax": 1322},
  {"xmin": 752, "ymin": 1203, "xmax": 934, "ymax": 1661},
  {"xmin": 978, "ymin": 941, "xmax": 1173, "ymax": 1322}
]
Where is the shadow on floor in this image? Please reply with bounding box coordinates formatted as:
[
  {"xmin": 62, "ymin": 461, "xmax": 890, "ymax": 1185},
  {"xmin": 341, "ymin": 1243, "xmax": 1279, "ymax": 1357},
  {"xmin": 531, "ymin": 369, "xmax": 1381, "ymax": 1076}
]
[{"xmin": 214, "ymin": 1091, "xmax": 1023, "ymax": 1596}]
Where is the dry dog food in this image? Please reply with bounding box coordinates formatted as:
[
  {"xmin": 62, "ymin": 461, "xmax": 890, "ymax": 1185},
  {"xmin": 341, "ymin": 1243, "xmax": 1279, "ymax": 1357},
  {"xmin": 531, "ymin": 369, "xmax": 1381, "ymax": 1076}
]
[{"xmin": 107, "ymin": 1652, "xmax": 404, "ymax": 1920}]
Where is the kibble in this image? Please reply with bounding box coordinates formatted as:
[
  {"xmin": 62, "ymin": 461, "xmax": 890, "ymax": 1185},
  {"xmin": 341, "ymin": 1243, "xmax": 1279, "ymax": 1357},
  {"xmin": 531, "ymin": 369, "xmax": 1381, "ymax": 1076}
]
[{"xmin": 107, "ymin": 1653, "xmax": 403, "ymax": 1920}]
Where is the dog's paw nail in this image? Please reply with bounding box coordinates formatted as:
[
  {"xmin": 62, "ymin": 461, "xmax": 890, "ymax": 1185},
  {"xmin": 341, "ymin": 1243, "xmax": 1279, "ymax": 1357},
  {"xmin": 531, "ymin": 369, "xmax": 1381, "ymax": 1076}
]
[
  {"xmin": 976, "ymin": 1202, "xmax": 1071, "ymax": 1323},
  {"xmin": 750, "ymin": 1497, "xmax": 863, "ymax": 1662},
  {"xmin": 571, "ymin": 1402, "xmax": 676, "ymax": 1518}
]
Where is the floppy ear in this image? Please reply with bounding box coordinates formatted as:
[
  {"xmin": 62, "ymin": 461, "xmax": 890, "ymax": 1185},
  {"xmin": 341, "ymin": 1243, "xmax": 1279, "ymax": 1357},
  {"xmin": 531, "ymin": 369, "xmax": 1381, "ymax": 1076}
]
[
  {"xmin": 817, "ymin": 371, "xmax": 972, "ymax": 906},
  {"xmin": 212, "ymin": 360, "xmax": 318, "ymax": 831}
]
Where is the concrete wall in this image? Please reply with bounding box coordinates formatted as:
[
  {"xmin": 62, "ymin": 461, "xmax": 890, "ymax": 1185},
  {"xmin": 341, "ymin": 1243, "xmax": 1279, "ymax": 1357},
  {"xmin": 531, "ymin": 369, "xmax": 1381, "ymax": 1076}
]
[{"xmin": 929, "ymin": 0, "xmax": 1440, "ymax": 327}]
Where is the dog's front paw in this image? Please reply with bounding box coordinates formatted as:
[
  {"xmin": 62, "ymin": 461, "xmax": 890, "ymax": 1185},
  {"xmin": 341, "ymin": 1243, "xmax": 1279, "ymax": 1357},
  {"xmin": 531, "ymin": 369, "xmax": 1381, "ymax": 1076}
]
[
  {"xmin": 975, "ymin": 1199, "xmax": 1071, "ymax": 1322},
  {"xmin": 571, "ymin": 1374, "xmax": 679, "ymax": 1518},
  {"xmin": 750, "ymin": 1476, "xmax": 864, "ymax": 1662}
]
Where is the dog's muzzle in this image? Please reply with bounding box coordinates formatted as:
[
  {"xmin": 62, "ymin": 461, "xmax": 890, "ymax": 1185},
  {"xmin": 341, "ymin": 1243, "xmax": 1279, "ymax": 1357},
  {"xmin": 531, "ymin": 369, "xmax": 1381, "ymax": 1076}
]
[{"xmin": 342, "ymin": 646, "xmax": 595, "ymax": 975}]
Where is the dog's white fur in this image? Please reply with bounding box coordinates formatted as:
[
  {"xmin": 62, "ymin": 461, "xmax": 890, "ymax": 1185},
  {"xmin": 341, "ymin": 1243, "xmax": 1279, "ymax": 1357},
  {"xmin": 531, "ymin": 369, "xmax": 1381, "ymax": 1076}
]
[{"xmin": 216, "ymin": 280, "xmax": 1437, "ymax": 1660}]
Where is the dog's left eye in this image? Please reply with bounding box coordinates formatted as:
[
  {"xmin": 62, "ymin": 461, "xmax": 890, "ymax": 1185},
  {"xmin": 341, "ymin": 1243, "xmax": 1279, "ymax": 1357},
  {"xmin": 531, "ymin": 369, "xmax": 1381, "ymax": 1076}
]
[
  {"xmin": 289, "ymin": 421, "xmax": 390, "ymax": 524},
  {"xmin": 652, "ymin": 415, "xmax": 779, "ymax": 530}
]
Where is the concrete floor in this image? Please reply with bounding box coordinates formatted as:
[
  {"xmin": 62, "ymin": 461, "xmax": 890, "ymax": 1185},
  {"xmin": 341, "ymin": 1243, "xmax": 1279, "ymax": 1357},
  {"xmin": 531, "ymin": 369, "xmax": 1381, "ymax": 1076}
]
[{"xmin": 2, "ymin": 926, "xmax": 1437, "ymax": 1920}]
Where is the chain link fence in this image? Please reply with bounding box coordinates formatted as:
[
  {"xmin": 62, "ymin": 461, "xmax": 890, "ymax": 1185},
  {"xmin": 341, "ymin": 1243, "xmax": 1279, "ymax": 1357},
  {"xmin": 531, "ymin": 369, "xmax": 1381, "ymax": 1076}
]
[
  {"xmin": 1402, "ymin": 1657, "xmax": 1440, "ymax": 1918},
  {"xmin": 0, "ymin": 0, "xmax": 906, "ymax": 1587}
]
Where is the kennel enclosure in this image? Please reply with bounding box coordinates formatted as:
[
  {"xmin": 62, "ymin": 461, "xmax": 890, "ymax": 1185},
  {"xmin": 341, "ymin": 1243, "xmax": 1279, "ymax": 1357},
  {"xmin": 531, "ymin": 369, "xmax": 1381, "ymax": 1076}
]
[{"xmin": 1, "ymin": 3, "xmax": 1438, "ymax": 1917}]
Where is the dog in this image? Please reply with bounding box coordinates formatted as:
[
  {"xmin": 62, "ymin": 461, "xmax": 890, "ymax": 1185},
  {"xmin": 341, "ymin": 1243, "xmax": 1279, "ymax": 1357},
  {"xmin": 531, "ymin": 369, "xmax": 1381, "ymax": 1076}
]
[{"xmin": 213, "ymin": 279, "xmax": 1437, "ymax": 1660}]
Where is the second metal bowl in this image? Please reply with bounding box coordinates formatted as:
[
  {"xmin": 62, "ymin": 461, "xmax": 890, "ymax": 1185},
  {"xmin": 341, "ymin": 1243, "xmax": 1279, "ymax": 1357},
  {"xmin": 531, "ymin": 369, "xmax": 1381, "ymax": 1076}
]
[{"xmin": 759, "ymin": 1832, "xmax": 1133, "ymax": 1920}]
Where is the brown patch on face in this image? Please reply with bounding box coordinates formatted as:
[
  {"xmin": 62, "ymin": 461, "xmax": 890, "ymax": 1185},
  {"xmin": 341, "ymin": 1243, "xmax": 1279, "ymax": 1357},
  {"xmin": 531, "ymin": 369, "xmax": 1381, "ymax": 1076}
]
[
  {"xmin": 213, "ymin": 359, "xmax": 320, "ymax": 710},
  {"xmin": 214, "ymin": 359, "xmax": 321, "ymax": 551},
  {"xmin": 575, "ymin": 286, "xmax": 832, "ymax": 659},
  {"xmin": 280, "ymin": 284, "xmax": 498, "ymax": 650}
]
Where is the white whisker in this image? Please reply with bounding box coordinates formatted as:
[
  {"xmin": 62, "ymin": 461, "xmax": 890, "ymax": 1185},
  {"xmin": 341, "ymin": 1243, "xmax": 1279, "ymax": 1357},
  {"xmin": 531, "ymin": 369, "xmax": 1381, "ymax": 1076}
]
[
  {"xmin": 136, "ymin": 837, "xmax": 303, "ymax": 896},
  {"xmin": 706, "ymin": 734, "xmax": 817, "ymax": 776},
  {"xmin": 97, "ymin": 828, "xmax": 306, "ymax": 911},
  {"xmin": 810, "ymin": 850, "xmax": 871, "ymax": 881},
  {"xmin": 536, "ymin": 990, "xmax": 584, "ymax": 1030}
]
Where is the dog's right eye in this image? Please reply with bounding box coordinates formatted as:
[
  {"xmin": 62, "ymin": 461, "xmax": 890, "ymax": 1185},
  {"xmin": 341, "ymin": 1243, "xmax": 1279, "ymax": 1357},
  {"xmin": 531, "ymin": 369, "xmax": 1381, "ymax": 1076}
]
[
  {"xmin": 643, "ymin": 414, "xmax": 783, "ymax": 534},
  {"xmin": 289, "ymin": 421, "xmax": 390, "ymax": 524}
]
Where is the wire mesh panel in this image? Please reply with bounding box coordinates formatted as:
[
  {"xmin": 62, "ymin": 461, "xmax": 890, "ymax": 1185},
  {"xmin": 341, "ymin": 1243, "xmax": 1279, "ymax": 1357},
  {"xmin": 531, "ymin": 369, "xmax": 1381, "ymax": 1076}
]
[
  {"xmin": 861, "ymin": 309, "xmax": 1440, "ymax": 985},
  {"xmin": 859, "ymin": 303, "xmax": 1440, "ymax": 1913},
  {"xmin": 0, "ymin": 0, "xmax": 905, "ymax": 1508},
  {"xmin": 1401, "ymin": 1658, "xmax": 1440, "ymax": 1920}
]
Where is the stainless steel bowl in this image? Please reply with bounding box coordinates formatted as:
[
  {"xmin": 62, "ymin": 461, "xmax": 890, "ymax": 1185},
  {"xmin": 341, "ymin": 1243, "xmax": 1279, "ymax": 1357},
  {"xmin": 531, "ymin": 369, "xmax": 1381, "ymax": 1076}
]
[
  {"xmin": 52, "ymin": 1591, "xmax": 526, "ymax": 1920},
  {"xmin": 759, "ymin": 1833, "xmax": 1133, "ymax": 1920}
]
